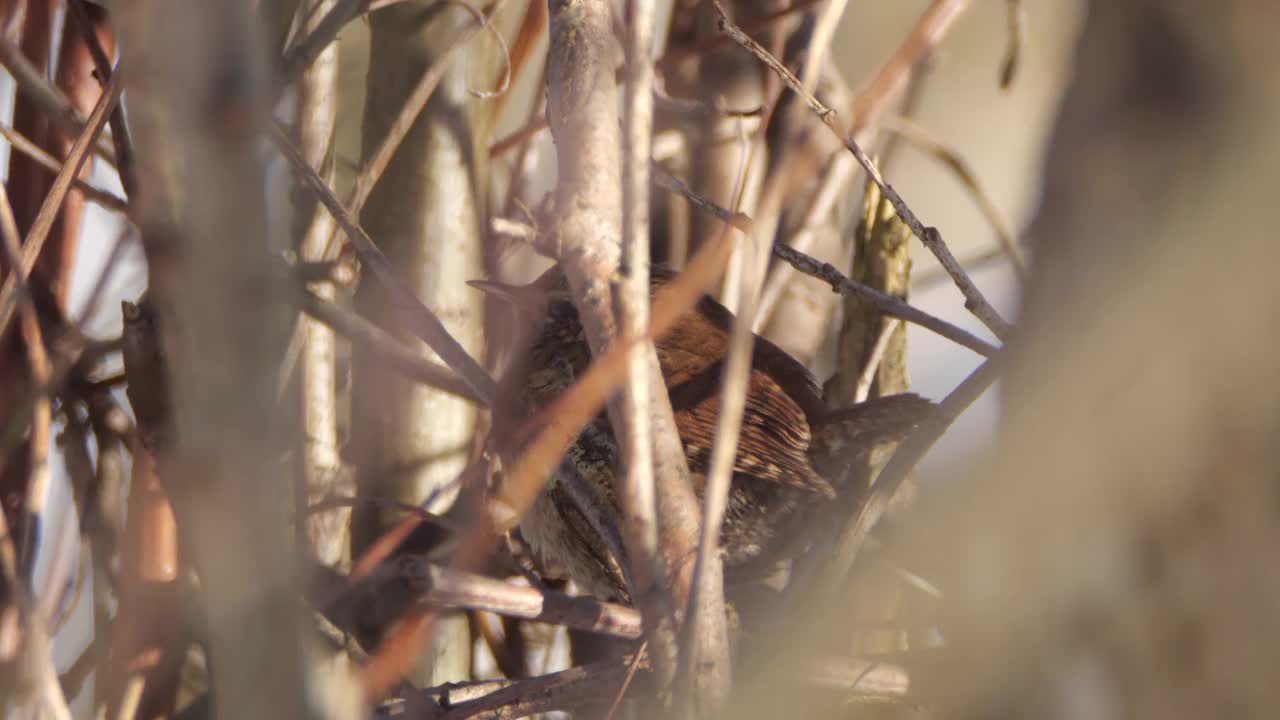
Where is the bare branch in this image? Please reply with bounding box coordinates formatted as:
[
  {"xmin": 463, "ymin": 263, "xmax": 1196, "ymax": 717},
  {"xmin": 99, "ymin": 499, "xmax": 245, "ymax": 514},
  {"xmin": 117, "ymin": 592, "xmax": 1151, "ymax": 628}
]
[
  {"xmin": 882, "ymin": 115, "xmax": 1028, "ymax": 279},
  {"xmin": 849, "ymin": 0, "xmax": 970, "ymax": 133},
  {"xmin": 713, "ymin": 1, "xmax": 1012, "ymax": 340},
  {"xmin": 267, "ymin": 122, "xmax": 497, "ymax": 405},
  {"xmin": 364, "ymin": 558, "xmax": 643, "ymax": 639},
  {"xmin": 298, "ymin": 290, "xmax": 482, "ymax": 404},
  {"xmin": 279, "ymin": 0, "xmax": 368, "ymax": 84},
  {"xmin": 66, "ymin": 0, "xmax": 138, "ymax": 199},
  {"xmin": 278, "ymin": 1, "xmax": 502, "ymax": 395},
  {"xmin": 1000, "ymin": 0, "xmax": 1025, "ymax": 90},
  {"xmin": 431, "ymin": 661, "xmax": 629, "ymax": 720},
  {"xmin": 651, "ymin": 168, "xmax": 999, "ymax": 356},
  {"xmin": 0, "ymin": 122, "xmax": 127, "ymax": 212},
  {"xmin": 853, "ymin": 318, "xmax": 902, "ymax": 404},
  {"xmin": 0, "ymin": 36, "xmax": 116, "ymax": 164},
  {"xmin": 0, "ymin": 69, "xmax": 120, "ymax": 347},
  {"xmin": 620, "ymin": 0, "xmax": 662, "ymax": 608}
]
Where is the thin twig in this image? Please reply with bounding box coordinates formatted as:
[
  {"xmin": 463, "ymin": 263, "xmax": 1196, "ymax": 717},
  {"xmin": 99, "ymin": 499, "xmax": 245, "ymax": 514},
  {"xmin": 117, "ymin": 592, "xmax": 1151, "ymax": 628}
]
[
  {"xmin": 341, "ymin": 0, "xmax": 502, "ymax": 226},
  {"xmin": 0, "ymin": 185, "xmax": 50, "ymax": 580},
  {"xmin": 753, "ymin": 151, "xmax": 857, "ymax": 330},
  {"xmin": 375, "ymin": 559, "xmax": 643, "ymax": 638},
  {"xmin": 686, "ymin": 212, "xmax": 752, "ymax": 711},
  {"xmin": 279, "ymin": 0, "xmax": 368, "ymax": 85},
  {"xmin": 434, "ymin": 662, "xmax": 629, "ymax": 720},
  {"xmin": 914, "ymin": 240, "xmax": 1028, "ymax": 289},
  {"xmin": 713, "ymin": 0, "xmax": 1012, "ymax": 340},
  {"xmin": 488, "ymin": 113, "xmax": 547, "ymax": 158},
  {"xmin": 0, "ymin": 36, "xmax": 116, "ymax": 165},
  {"xmin": 655, "ymin": 0, "xmax": 826, "ymax": 70},
  {"xmin": 0, "ymin": 69, "xmax": 121, "ymax": 345},
  {"xmin": 297, "ymin": 290, "xmax": 483, "ymax": 404},
  {"xmin": 849, "ymin": 0, "xmax": 970, "ymax": 133},
  {"xmin": 652, "ymin": 84, "xmax": 763, "ymax": 118},
  {"xmin": 277, "ymin": 0, "xmax": 502, "ymax": 394},
  {"xmin": 853, "ymin": 318, "xmax": 902, "ymax": 403},
  {"xmin": 773, "ymin": 242, "xmax": 997, "ymax": 355},
  {"xmin": 753, "ymin": 2, "xmax": 963, "ymax": 333},
  {"xmin": 0, "ymin": 37, "xmax": 84, "ymax": 142},
  {"xmin": 883, "ymin": 115, "xmax": 1028, "ymax": 279},
  {"xmin": 652, "ymin": 165, "xmax": 752, "ymax": 232},
  {"xmin": 267, "ymin": 121, "xmax": 497, "ymax": 405},
  {"xmin": 620, "ymin": 0, "xmax": 662, "ymax": 639},
  {"xmin": 603, "ymin": 640, "xmax": 647, "ymax": 720},
  {"xmin": 679, "ymin": 47, "xmax": 779, "ymax": 706},
  {"xmin": 66, "ymin": 0, "xmax": 137, "ymax": 200},
  {"xmin": 650, "ymin": 169, "xmax": 999, "ymax": 356},
  {"xmin": 490, "ymin": 0, "xmax": 546, "ymax": 121},
  {"xmin": 0, "ymin": 123, "xmax": 128, "ymax": 212},
  {"xmin": 1000, "ymin": 0, "xmax": 1025, "ymax": 90},
  {"xmin": 799, "ymin": 0, "xmax": 849, "ymax": 93}
]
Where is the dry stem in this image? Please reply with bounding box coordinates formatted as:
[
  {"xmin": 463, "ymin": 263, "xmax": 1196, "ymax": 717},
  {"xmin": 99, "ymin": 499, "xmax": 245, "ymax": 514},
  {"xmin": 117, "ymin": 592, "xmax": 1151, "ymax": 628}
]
[
  {"xmin": 713, "ymin": 1, "xmax": 1012, "ymax": 340},
  {"xmin": 0, "ymin": 69, "xmax": 120, "ymax": 346}
]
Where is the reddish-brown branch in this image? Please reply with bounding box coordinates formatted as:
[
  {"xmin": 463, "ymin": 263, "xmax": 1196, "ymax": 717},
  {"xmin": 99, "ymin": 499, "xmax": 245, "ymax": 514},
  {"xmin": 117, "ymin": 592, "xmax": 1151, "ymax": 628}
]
[
  {"xmin": 0, "ymin": 0, "xmax": 55, "ymax": 559},
  {"xmin": 43, "ymin": 3, "xmax": 112, "ymax": 307},
  {"xmin": 849, "ymin": 0, "xmax": 970, "ymax": 133},
  {"xmin": 107, "ymin": 440, "xmax": 183, "ymax": 720},
  {"xmin": 5, "ymin": 0, "xmax": 56, "ymax": 240},
  {"xmin": 0, "ymin": 70, "xmax": 122, "ymax": 344},
  {"xmin": 67, "ymin": 0, "xmax": 137, "ymax": 202}
]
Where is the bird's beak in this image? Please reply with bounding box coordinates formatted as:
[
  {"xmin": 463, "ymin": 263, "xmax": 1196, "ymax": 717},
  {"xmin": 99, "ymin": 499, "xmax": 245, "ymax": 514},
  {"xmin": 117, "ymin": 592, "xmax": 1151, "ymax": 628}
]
[
  {"xmin": 467, "ymin": 279, "xmax": 522, "ymax": 304},
  {"xmin": 468, "ymin": 276, "xmax": 569, "ymax": 309}
]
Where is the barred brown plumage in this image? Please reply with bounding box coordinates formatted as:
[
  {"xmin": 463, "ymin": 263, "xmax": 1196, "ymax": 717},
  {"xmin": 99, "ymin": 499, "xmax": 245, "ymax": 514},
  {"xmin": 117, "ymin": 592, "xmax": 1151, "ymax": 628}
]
[{"xmin": 477, "ymin": 266, "xmax": 932, "ymax": 603}]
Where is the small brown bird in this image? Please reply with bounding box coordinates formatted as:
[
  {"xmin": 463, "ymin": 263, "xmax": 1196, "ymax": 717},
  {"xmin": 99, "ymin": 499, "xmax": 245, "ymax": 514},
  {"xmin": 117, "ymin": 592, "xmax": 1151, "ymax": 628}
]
[{"xmin": 476, "ymin": 266, "xmax": 931, "ymax": 602}]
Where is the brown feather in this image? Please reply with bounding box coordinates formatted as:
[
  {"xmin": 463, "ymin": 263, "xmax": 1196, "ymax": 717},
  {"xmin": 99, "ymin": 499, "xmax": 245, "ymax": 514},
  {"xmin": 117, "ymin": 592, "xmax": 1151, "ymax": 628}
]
[{"xmin": 482, "ymin": 265, "xmax": 934, "ymax": 599}]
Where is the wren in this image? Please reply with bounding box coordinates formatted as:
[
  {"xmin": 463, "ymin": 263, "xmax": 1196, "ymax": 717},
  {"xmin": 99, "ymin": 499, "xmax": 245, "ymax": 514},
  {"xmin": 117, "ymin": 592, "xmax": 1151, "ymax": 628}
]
[{"xmin": 476, "ymin": 266, "xmax": 931, "ymax": 603}]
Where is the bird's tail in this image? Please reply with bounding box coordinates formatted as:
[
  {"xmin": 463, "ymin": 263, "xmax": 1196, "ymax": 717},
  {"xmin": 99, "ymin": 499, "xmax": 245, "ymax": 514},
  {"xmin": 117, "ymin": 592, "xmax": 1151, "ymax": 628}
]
[{"xmin": 808, "ymin": 393, "xmax": 933, "ymax": 468}]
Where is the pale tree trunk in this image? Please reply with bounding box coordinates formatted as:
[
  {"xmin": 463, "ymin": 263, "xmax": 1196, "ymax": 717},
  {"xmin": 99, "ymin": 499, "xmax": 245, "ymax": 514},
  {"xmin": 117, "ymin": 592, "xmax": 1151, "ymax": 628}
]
[
  {"xmin": 351, "ymin": 0, "xmax": 486, "ymax": 687},
  {"xmin": 296, "ymin": 0, "xmax": 351, "ymax": 570},
  {"xmin": 684, "ymin": 1, "xmax": 767, "ymax": 311}
]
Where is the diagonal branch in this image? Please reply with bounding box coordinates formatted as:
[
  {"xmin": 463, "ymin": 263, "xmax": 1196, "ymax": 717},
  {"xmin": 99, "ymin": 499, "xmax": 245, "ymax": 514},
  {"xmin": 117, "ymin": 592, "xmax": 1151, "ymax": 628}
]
[
  {"xmin": 0, "ymin": 69, "xmax": 121, "ymax": 344},
  {"xmin": 713, "ymin": 1, "xmax": 1012, "ymax": 341},
  {"xmin": 267, "ymin": 122, "xmax": 497, "ymax": 405},
  {"xmin": 651, "ymin": 165, "xmax": 1000, "ymax": 356},
  {"xmin": 297, "ymin": 290, "xmax": 482, "ymax": 404}
]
